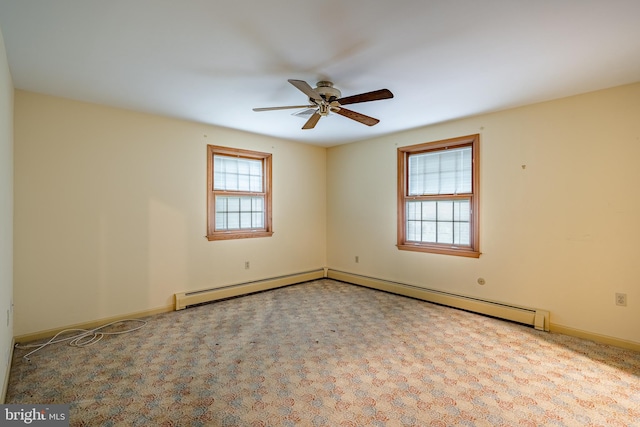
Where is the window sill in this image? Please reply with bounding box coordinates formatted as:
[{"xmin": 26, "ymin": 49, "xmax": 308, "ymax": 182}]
[
  {"xmin": 397, "ymin": 244, "xmax": 480, "ymax": 258},
  {"xmin": 207, "ymin": 231, "xmax": 274, "ymax": 241}
]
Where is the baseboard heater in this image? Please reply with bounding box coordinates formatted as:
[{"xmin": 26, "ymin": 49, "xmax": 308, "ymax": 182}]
[
  {"xmin": 174, "ymin": 269, "xmax": 325, "ymax": 310},
  {"xmin": 328, "ymin": 269, "xmax": 550, "ymax": 331}
]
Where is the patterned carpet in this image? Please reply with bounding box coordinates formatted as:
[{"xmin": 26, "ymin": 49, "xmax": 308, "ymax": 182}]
[{"xmin": 7, "ymin": 279, "xmax": 640, "ymax": 426}]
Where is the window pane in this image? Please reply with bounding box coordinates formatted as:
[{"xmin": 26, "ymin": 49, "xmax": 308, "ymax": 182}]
[
  {"xmin": 440, "ymin": 171, "xmax": 456, "ymax": 194},
  {"xmin": 215, "ymin": 212, "xmax": 226, "ymax": 230},
  {"xmin": 459, "ymin": 149, "xmax": 472, "ymax": 193},
  {"xmin": 224, "ymin": 157, "xmax": 238, "ymax": 173},
  {"xmin": 437, "ymin": 201, "xmax": 453, "ymax": 221},
  {"xmin": 407, "ymin": 220, "xmax": 419, "ymax": 241},
  {"xmin": 422, "ymin": 201, "xmax": 436, "ymax": 220},
  {"xmin": 407, "ymin": 201, "xmax": 419, "ymax": 220},
  {"xmin": 439, "ymin": 152, "xmax": 457, "ymax": 194},
  {"xmin": 240, "ymin": 212, "xmax": 252, "ymax": 228},
  {"xmin": 214, "ymin": 170, "xmax": 224, "ymax": 187},
  {"xmin": 458, "ymin": 222, "xmax": 470, "ymax": 245},
  {"xmin": 225, "ymin": 174, "xmax": 238, "ymax": 190},
  {"xmin": 237, "ymin": 174, "xmax": 250, "ymax": 191},
  {"xmin": 249, "ymin": 161, "xmax": 262, "ymax": 176},
  {"xmin": 252, "ymin": 212, "xmax": 264, "ymax": 228},
  {"xmin": 240, "ymin": 197, "xmax": 252, "ymax": 211},
  {"xmin": 237, "ymin": 159, "xmax": 250, "ymax": 175},
  {"xmin": 227, "ymin": 212, "xmax": 240, "ymax": 229},
  {"xmin": 437, "ymin": 222, "xmax": 453, "ymax": 244},
  {"xmin": 421, "ymin": 221, "xmax": 436, "ymax": 243},
  {"xmin": 453, "ymin": 201, "xmax": 469, "ymax": 221},
  {"xmin": 215, "ymin": 197, "xmax": 227, "ymax": 212},
  {"xmin": 227, "ymin": 197, "xmax": 240, "ymax": 212},
  {"xmin": 250, "ymin": 176, "xmax": 262, "ymax": 192}
]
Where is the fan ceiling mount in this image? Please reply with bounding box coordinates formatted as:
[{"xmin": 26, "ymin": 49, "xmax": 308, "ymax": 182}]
[{"xmin": 253, "ymin": 79, "xmax": 393, "ymax": 129}]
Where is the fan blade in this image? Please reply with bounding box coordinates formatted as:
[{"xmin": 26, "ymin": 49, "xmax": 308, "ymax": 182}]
[
  {"xmin": 288, "ymin": 79, "xmax": 324, "ymax": 103},
  {"xmin": 253, "ymin": 104, "xmax": 316, "ymax": 112},
  {"xmin": 336, "ymin": 89, "xmax": 393, "ymax": 106},
  {"xmin": 334, "ymin": 108, "xmax": 380, "ymax": 126},
  {"xmin": 302, "ymin": 112, "xmax": 322, "ymax": 129}
]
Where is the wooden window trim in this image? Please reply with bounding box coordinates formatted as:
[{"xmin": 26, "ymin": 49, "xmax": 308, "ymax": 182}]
[
  {"xmin": 397, "ymin": 134, "xmax": 480, "ymax": 258},
  {"xmin": 207, "ymin": 145, "xmax": 273, "ymax": 241}
]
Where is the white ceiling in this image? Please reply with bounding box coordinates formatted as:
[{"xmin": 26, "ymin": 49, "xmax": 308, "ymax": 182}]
[{"xmin": 1, "ymin": 1, "xmax": 639, "ymax": 147}]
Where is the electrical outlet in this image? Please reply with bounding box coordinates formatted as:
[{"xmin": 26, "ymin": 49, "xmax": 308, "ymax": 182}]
[
  {"xmin": 245, "ymin": 261, "xmax": 250, "ymax": 270},
  {"xmin": 355, "ymin": 256, "xmax": 359, "ymax": 263},
  {"xmin": 615, "ymin": 293, "xmax": 627, "ymax": 306}
]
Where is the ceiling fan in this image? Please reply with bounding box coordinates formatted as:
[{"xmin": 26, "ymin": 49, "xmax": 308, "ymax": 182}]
[{"xmin": 253, "ymin": 79, "xmax": 394, "ymax": 129}]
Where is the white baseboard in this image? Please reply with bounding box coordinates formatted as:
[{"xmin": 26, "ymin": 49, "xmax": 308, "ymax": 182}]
[
  {"xmin": 327, "ymin": 269, "xmax": 550, "ymax": 331},
  {"xmin": 14, "ymin": 305, "xmax": 174, "ymax": 344},
  {"xmin": 174, "ymin": 269, "xmax": 325, "ymax": 310},
  {"xmin": 549, "ymin": 323, "xmax": 640, "ymax": 352}
]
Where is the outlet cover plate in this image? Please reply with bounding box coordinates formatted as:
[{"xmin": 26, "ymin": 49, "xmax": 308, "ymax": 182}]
[{"xmin": 615, "ymin": 293, "xmax": 627, "ymax": 306}]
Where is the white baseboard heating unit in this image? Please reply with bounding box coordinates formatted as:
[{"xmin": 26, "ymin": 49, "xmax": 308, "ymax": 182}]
[
  {"xmin": 174, "ymin": 269, "xmax": 325, "ymax": 310},
  {"xmin": 327, "ymin": 269, "xmax": 550, "ymax": 331}
]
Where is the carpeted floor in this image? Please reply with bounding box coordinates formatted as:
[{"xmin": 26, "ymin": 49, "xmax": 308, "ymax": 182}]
[{"xmin": 7, "ymin": 279, "xmax": 640, "ymax": 426}]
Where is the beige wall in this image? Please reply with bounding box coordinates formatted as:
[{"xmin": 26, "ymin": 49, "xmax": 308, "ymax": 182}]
[
  {"xmin": 327, "ymin": 82, "xmax": 640, "ymax": 345},
  {"xmin": 0, "ymin": 25, "xmax": 14, "ymax": 401},
  {"xmin": 13, "ymin": 91, "xmax": 326, "ymax": 336}
]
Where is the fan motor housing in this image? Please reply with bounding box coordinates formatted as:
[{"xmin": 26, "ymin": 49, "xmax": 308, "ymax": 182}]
[{"xmin": 313, "ymin": 81, "xmax": 341, "ymax": 101}]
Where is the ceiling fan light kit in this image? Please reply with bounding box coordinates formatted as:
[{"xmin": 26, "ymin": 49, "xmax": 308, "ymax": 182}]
[{"xmin": 253, "ymin": 79, "xmax": 393, "ymax": 129}]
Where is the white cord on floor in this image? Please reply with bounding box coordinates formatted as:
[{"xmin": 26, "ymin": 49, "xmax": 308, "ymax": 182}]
[{"xmin": 15, "ymin": 319, "xmax": 147, "ymax": 362}]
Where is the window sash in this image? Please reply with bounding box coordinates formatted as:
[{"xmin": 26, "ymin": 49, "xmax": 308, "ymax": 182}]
[
  {"xmin": 213, "ymin": 155, "xmax": 263, "ymax": 192},
  {"xmin": 405, "ymin": 199, "xmax": 471, "ymax": 245},
  {"xmin": 215, "ymin": 195, "xmax": 265, "ymax": 231},
  {"xmin": 408, "ymin": 147, "xmax": 472, "ymax": 196}
]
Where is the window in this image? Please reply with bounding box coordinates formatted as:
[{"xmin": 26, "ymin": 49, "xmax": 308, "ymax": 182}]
[
  {"xmin": 397, "ymin": 134, "xmax": 480, "ymax": 257},
  {"xmin": 207, "ymin": 145, "xmax": 273, "ymax": 240}
]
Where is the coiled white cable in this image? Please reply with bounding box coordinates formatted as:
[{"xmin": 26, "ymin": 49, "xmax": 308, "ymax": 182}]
[{"xmin": 15, "ymin": 319, "xmax": 147, "ymax": 362}]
